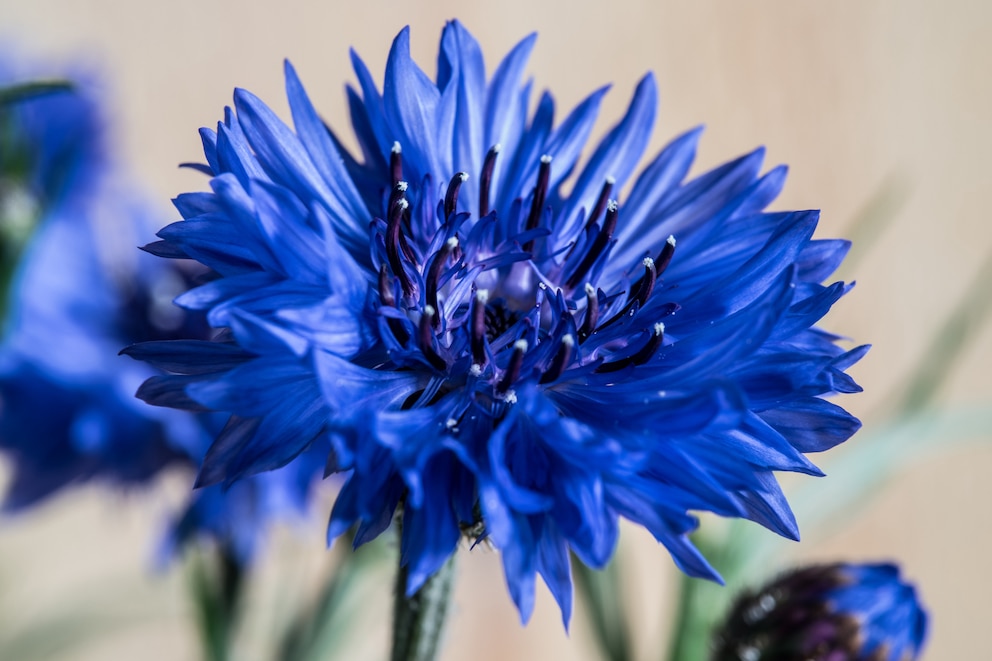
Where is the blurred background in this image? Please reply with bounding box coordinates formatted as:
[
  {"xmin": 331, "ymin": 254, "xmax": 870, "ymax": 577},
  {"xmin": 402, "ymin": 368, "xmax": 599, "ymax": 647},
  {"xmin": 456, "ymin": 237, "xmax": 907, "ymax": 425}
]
[{"xmin": 0, "ymin": 0, "xmax": 988, "ymax": 658}]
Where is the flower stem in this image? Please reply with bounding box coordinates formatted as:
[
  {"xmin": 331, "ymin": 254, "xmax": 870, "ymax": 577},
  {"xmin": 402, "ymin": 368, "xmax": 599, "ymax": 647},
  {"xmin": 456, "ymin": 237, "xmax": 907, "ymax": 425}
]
[{"xmin": 390, "ymin": 554, "xmax": 456, "ymax": 661}]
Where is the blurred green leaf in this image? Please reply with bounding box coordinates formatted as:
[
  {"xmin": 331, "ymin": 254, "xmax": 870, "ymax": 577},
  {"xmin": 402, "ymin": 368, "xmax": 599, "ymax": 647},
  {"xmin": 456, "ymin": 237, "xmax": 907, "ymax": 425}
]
[
  {"xmin": 837, "ymin": 174, "xmax": 911, "ymax": 279},
  {"xmin": 279, "ymin": 535, "xmax": 390, "ymax": 661},
  {"xmin": 0, "ymin": 80, "xmax": 74, "ymax": 107},
  {"xmin": 574, "ymin": 554, "xmax": 632, "ymax": 661},
  {"xmin": 188, "ymin": 546, "xmax": 245, "ymax": 661}
]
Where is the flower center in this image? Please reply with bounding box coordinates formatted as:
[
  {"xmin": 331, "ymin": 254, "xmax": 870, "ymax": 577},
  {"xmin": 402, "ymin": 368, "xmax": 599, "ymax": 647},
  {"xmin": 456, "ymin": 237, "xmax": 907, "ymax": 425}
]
[{"xmin": 373, "ymin": 144, "xmax": 680, "ymax": 397}]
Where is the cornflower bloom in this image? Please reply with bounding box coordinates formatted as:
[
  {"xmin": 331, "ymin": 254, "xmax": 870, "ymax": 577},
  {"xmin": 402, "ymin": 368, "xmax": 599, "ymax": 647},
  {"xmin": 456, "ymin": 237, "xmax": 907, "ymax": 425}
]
[{"xmin": 129, "ymin": 21, "xmax": 866, "ymax": 621}]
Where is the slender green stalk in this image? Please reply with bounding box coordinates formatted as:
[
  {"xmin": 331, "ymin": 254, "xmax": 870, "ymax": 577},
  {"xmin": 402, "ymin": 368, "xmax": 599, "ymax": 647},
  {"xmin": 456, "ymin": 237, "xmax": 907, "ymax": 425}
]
[
  {"xmin": 189, "ymin": 546, "xmax": 245, "ymax": 661},
  {"xmin": 892, "ymin": 250, "xmax": 992, "ymax": 415},
  {"xmin": 390, "ymin": 554, "xmax": 456, "ymax": 661},
  {"xmin": 573, "ymin": 556, "xmax": 632, "ymax": 661}
]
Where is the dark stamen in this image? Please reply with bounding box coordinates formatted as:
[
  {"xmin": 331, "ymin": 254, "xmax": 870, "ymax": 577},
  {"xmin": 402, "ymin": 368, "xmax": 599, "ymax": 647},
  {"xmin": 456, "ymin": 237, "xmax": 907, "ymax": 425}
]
[
  {"xmin": 444, "ymin": 172, "xmax": 469, "ymax": 219},
  {"xmin": 654, "ymin": 235, "xmax": 676, "ymax": 277},
  {"xmin": 386, "ymin": 198, "xmax": 415, "ymax": 296},
  {"xmin": 599, "ymin": 257, "xmax": 658, "ymax": 332},
  {"xmin": 633, "ymin": 257, "xmax": 657, "ymax": 307},
  {"xmin": 578, "ymin": 283, "xmax": 599, "ymax": 342},
  {"xmin": 419, "ymin": 306, "xmax": 448, "ymax": 372},
  {"xmin": 497, "ymin": 339, "xmax": 528, "ymax": 394},
  {"xmin": 523, "ymin": 154, "xmax": 552, "ymax": 252},
  {"xmin": 425, "ymin": 237, "xmax": 459, "ymax": 327},
  {"xmin": 379, "ymin": 265, "xmax": 410, "ymax": 345},
  {"xmin": 378, "ymin": 264, "xmax": 395, "ymax": 307},
  {"xmin": 566, "ymin": 199, "xmax": 618, "ymax": 290},
  {"xmin": 479, "ymin": 144, "xmax": 500, "ymax": 218},
  {"xmin": 390, "ymin": 141, "xmax": 403, "ymax": 185},
  {"xmin": 585, "ymin": 176, "xmax": 615, "ymax": 232},
  {"xmin": 565, "ymin": 177, "xmax": 616, "ymax": 262},
  {"xmin": 596, "ymin": 323, "xmax": 665, "ymax": 373},
  {"xmin": 470, "ymin": 289, "xmax": 489, "ymax": 368},
  {"xmin": 540, "ymin": 334, "xmax": 574, "ymax": 384},
  {"xmin": 387, "ymin": 180, "xmax": 408, "ymax": 216}
]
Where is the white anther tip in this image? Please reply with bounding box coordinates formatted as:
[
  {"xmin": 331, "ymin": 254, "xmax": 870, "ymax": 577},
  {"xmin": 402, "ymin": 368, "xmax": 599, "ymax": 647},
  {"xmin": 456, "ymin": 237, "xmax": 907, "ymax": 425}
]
[
  {"xmin": 561, "ymin": 334, "xmax": 575, "ymax": 347},
  {"xmin": 606, "ymin": 199, "xmax": 619, "ymax": 212},
  {"xmin": 653, "ymin": 322, "xmax": 666, "ymax": 336},
  {"xmin": 445, "ymin": 418, "xmax": 458, "ymax": 429},
  {"xmin": 397, "ymin": 180, "xmax": 409, "ymax": 191},
  {"xmin": 605, "ymin": 175, "xmax": 616, "ymax": 185},
  {"xmin": 446, "ymin": 237, "xmax": 459, "ymax": 249},
  {"xmin": 423, "ymin": 305, "xmax": 436, "ymax": 316},
  {"xmin": 398, "ymin": 198, "xmax": 410, "ymax": 209},
  {"xmin": 476, "ymin": 289, "xmax": 490, "ymax": 303},
  {"xmin": 584, "ymin": 282, "xmax": 596, "ymax": 297},
  {"xmin": 667, "ymin": 235, "xmax": 676, "ymax": 246},
  {"xmin": 492, "ymin": 143, "xmax": 502, "ymax": 153},
  {"xmin": 391, "ymin": 141, "xmax": 402, "ymax": 153},
  {"xmin": 540, "ymin": 154, "xmax": 553, "ymax": 164},
  {"xmin": 469, "ymin": 363, "xmax": 483, "ymax": 376},
  {"xmin": 642, "ymin": 256, "xmax": 655, "ymax": 269},
  {"xmin": 458, "ymin": 172, "xmax": 469, "ymax": 181},
  {"xmin": 513, "ymin": 339, "xmax": 529, "ymax": 352}
]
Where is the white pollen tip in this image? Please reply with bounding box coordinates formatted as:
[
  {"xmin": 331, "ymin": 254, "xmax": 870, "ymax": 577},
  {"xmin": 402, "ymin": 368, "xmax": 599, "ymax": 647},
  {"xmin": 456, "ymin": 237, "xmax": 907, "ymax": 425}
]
[
  {"xmin": 398, "ymin": 198, "xmax": 410, "ymax": 209},
  {"xmin": 667, "ymin": 235, "xmax": 676, "ymax": 246},
  {"xmin": 492, "ymin": 143, "xmax": 502, "ymax": 153},
  {"xmin": 423, "ymin": 305, "xmax": 436, "ymax": 316},
  {"xmin": 446, "ymin": 237, "xmax": 459, "ymax": 249},
  {"xmin": 391, "ymin": 141, "xmax": 402, "ymax": 153},
  {"xmin": 584, "ymin": 282, "xmax": 596, "ymax": 297},
  {"xmin": 469, "ymin": 363, "xmax": 483, "ymax": 376},
  {"xmin": 607, "ymin": 199, "xmax": 619, "ymax": 212},
  {"xmin": 397, "ymin": 181, "xmax": 409, "ymax": 191},
  {"xmin": 513, "ymin": 339, "xmax": 529, "ymax": 352},
  {"xmin": 642, "ymin": 256, "xmax": 655, "ymax": 269},
  {"xmin": 540, "ymin": 154, "xmax": 553, "ymax": 164},
  {"xmin": 476, "ymin": 289, "xmax": 490, "ymax": 303},
  {"xmin": 653, "ymin": 322, "xmax": 666, "ymax": 336},
  {"xmin": 445, "ymin": 418, "xmax": 458, "ymax": 429},
  {"xmin": 561, "ymin": 334, "xmax": 575, "ymax": 347},
  {"xmin": 458, "ymin": 171, "xmax": 469, "ymax": 181},
  {"xmin": 605, "ymin": 175, "xmax": 616, "ymax": 185},
  {"xmin": 500, "ymin": 389, "xmax": 518, "ymax": 405}
]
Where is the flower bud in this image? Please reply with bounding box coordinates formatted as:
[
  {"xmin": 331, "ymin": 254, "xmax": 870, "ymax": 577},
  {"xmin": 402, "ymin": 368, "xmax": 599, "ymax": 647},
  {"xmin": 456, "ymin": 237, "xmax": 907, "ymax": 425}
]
[{"xmin": 711, "ymin": 563, "xmax": 928, "ymax": 661}]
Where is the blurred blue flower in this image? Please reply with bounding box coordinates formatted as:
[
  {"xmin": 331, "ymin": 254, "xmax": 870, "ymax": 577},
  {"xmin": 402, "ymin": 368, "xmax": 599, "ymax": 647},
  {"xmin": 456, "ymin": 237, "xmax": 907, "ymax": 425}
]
[
  {"xmin": 712, "ymin": 562, "xmax": 928, "ymax": 660},
  {"xmin": 129, "ymin": 21, "xmax": 865, "ymax": 621},
  {"xmin": 0, "ymin": 64, "xmax": 322, "ymax": 563}
]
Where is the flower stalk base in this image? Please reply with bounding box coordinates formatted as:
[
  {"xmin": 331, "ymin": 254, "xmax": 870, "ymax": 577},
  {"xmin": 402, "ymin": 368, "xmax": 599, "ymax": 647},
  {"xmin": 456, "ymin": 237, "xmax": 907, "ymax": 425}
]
[{"xmin": 390, "ymin": 553, "xmax": 456, "ymax": 661}]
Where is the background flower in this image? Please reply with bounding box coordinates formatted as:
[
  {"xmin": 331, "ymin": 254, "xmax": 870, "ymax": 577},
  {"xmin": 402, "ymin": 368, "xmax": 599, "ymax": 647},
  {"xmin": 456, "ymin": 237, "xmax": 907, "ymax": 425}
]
[
  {"xmin": 0, "ymin": 66, "xmax": 325, "ymax": 564},
  {"xmin": 711, "ymin": 562, "xmax": 928, "ymax": 661}
]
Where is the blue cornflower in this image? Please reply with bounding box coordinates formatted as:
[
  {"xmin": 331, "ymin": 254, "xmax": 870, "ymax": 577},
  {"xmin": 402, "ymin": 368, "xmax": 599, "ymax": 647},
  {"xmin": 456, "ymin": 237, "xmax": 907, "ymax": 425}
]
[
  {"xmin": 711, "ymin": 562, "xmax": 928, "ymax": 660},
  {"xmin": 129, "ymin": 21, "xmax": 865, "ymax": 622},
  {"xmin": 0, "ymin": 70, "xmax": 322, "ymax": 563}
]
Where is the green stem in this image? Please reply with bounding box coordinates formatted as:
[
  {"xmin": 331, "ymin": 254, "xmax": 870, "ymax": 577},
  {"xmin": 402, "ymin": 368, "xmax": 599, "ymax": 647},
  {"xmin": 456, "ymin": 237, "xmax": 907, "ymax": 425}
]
[
  {"xmin": 573, "ymin": 557, "xmax": 632, "ymax": 661},
  {"xmin": 664, "ymin": 572, "xmax": 713, "ymax": 661},
  {"xmin": 189, "ymin": 546, "xmax": 245, "ymax": 661},
  {"xmin": 390, "ymin": 554, "xmax": 456, "ymax": 661}
]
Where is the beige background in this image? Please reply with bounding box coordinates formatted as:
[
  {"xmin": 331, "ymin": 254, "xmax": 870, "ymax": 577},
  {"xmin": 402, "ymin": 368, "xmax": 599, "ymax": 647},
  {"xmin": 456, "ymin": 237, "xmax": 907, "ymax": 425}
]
[{"xmin": 0, "ymin": 0, "xmax": 990, "ymax": 659}]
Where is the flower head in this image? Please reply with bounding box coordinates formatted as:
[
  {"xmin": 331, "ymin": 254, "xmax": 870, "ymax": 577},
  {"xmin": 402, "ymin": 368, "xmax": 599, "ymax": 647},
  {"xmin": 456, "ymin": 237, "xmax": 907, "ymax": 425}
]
[
  {"xmin": 711, "ymin": 563, "xmax": 928, "ymax": 661},
  {"xmin": 130, "ymin": 21, "xmax": 865, "ymax": 622},
  {"xmin": 0, "ymin": 66, "xmax": 321, "ymax": 563}
]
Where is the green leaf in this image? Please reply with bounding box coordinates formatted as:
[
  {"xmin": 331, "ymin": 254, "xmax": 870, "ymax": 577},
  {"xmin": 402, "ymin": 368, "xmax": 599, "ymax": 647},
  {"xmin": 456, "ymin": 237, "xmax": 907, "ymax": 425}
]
[
  {"xmin": 0, "ymin": 80, "xmax": 74, "ymax": 107},
  {"xmin": 573, "ymin": 554, "xmax": 633, "ymax": 661}
]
